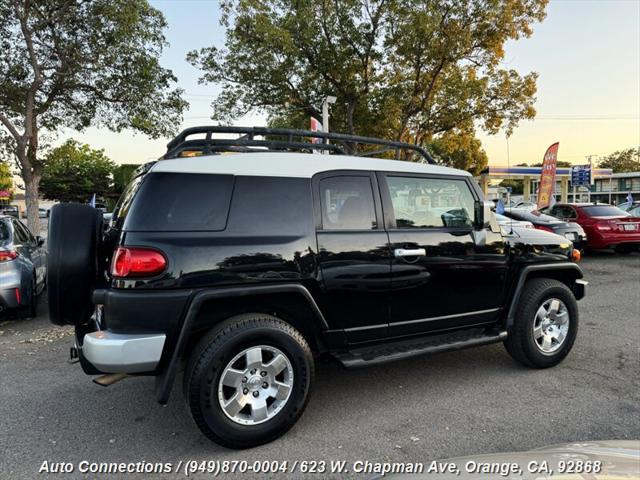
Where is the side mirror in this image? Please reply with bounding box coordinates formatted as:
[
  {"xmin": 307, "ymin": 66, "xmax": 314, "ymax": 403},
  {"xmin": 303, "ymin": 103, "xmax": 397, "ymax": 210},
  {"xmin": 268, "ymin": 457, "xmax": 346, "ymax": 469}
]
[
  {"xmin": 36, "ymin": 235, "xmax": 45, "ymax": 247},
  {"xmin": 474, "ymin": 200, "xmax": 493, "ymax": 230}
]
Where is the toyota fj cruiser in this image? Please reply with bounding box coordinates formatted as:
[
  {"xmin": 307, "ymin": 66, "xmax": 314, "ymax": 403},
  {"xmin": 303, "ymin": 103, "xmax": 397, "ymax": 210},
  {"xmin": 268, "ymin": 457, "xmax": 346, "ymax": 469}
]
[{"xmin": 47, "ymin": 127, "xmax": 586, "ymax": 449}]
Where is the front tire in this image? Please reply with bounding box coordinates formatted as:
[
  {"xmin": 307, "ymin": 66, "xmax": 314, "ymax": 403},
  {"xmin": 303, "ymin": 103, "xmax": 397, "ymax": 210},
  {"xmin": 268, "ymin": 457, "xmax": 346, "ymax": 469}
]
[
  {"xmin": 184, "ymin": 313, "xmax": 314, "ymax": 449},
  {"xmin": 504, "ymin": 278, "xmax": 579, "ymax": 368}
]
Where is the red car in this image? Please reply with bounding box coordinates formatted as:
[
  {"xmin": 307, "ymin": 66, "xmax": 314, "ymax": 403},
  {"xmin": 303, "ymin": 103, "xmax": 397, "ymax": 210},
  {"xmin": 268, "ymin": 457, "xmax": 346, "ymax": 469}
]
[{"xmin": 546, "ymin": 203, "xmax": 640, "ymax": 253}]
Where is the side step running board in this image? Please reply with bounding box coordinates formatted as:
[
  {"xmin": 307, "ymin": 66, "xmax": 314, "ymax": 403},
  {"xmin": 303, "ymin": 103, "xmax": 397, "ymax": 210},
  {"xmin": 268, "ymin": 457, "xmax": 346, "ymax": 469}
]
[{"xmin": 333, "ymin": 328, "xmax": 508, "ymax": 368}]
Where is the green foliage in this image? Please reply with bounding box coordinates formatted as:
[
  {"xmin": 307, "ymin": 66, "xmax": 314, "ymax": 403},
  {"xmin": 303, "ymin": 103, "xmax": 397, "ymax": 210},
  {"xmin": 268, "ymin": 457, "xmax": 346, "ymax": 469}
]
[
  {"xmin": 112, "ymin": 164, "xmax": 141, "ymax": 195},
  {"xmin": 0, "ymin": 161, "xmax": 12, "ymax": 192},
  {"xmin": 428, "ymin": 130, "xmax": 488, "ymax": 176},
  {"xmin": 0, "ymin": 0, "xmax": 187, "ymax": 139},
  {"xmin": 190, "ymin": 0, "xmax": 547, "ymax": 171},
  {"xmin": 40, "ymin": 140, "xmax": 115, "ymax": 203},
  {"xmin": 598, "ymin": 147, "xmax": 640, "ymax": 173},
  {"xmin": 529, "ymin": 161, "xmax": 572, "ymax": 168}
]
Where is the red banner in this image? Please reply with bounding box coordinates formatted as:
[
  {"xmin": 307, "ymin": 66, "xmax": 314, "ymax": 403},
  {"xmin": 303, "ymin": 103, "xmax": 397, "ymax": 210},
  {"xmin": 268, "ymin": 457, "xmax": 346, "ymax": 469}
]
[{"xmin": 536, "ymin": 142, "xmax": 560, "ymax": 209}]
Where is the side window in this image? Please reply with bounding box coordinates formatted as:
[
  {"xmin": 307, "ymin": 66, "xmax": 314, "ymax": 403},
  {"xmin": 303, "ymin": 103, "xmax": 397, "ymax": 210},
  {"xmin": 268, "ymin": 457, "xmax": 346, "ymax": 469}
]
[
  {"xmin": 565, "ymin": 207, "xmax": 577, "ymax": 219},
  {"xmin": 319, "ymin": 176, "xmax": 377, "ymax": 230},
  {"xmin": 12, "ymin": 220, "xmax": 29, "ymax": 244},
  {"xmin": 385, "ymin": 176, "xmax": 475, "ymax": 229}
]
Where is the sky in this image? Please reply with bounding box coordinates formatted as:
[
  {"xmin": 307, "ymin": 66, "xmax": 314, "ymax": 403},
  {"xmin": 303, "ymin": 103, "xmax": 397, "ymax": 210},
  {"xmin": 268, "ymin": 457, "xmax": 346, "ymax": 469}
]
[{"xmin": 68, "ymin": 0, "xmax": 640, "ymax": 167}]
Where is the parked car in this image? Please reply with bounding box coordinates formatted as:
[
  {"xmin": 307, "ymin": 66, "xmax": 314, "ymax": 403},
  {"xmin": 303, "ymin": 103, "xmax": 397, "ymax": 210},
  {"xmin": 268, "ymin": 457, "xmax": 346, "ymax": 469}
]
[
  {"xmin": 0, "ymin": 216, "xmax": 47, "ymax": 317},
  {"xmin": 514, "ymin": 200, "xmax": 537, "ymax": 211},
  {"xmin": 546, "ymin": 203, "xmax": 640, "ymax": 253},
  {"xmin": 0, "ymin": 204, "xmax": 19, "ymax": 218},
  {"xmin": 494, "ymin": 212, "xmax": 534, "ymax": 234},
  {"xmin": 503, "ymin": 208, "xmax": 588, "ymax": 251},
  {"xmin": 46, "ymin": 127, "xmax": 587, "ymax": 449},
  {"xmin": 39, "ymin": 207, "xmax": 50, "ymax": 218}
]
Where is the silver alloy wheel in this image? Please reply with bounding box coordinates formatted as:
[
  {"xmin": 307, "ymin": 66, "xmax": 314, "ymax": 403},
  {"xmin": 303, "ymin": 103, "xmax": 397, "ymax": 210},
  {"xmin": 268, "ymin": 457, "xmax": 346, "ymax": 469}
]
[
  {"xmin": 532, "ymin": 298, "xmax": 570, "ymax": 355},
  {"xmin": 217, "ymin": 345, "xmax": 294, "ymax": 426}
]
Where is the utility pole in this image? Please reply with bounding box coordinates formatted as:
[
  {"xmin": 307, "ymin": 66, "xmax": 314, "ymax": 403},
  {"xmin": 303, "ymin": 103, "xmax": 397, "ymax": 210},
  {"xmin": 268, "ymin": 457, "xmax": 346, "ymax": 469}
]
[{"xmin": 322, "ymin": 96, "xmax": 337, "ymax": 154}]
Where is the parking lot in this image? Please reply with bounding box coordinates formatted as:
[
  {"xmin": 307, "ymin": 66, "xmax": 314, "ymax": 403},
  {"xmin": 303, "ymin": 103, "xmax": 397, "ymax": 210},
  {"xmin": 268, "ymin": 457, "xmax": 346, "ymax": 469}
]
[{"xmin": 0, "ymin": 252, "xmax": 638, "ymax": 479}]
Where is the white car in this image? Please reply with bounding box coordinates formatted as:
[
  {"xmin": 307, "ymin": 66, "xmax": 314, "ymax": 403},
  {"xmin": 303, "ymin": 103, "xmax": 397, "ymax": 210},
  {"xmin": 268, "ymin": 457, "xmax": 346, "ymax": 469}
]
[{"xmin": 494, "ymin": 212, "xmax": 533, "ymax": 234}]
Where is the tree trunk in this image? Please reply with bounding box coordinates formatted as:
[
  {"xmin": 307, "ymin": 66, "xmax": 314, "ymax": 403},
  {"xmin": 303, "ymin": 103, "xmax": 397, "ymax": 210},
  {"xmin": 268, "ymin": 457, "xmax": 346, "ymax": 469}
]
[{"xmin": 23, "ymin": 128, "xmax": 42, "ymax": 235}]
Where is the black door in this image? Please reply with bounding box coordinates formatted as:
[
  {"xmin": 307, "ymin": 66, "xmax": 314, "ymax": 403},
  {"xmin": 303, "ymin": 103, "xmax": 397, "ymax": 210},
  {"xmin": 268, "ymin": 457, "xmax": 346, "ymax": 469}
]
[
  {"xmin": 378, "ymin": 173, "xmax": 508, "ymax": 337},
  {"xmin": 314, "ymin": 172, "xmax": 391, "ymax": 343}
]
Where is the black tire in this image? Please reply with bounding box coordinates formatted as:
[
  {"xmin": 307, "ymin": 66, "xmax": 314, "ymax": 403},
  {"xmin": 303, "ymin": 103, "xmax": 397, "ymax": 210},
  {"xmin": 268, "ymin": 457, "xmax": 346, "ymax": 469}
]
[
  {"xmin": 184, "ymin": 313, "xmax": 314, "ymax": 449},
  {"xmin": 504, "ymin": 278, "xmax": 579, "ymax": 368},
  {"xmin": 19, "ymin": 275, "xmax": 37, "ymax": 319},
  {"xmin": 47, "ymin": 204, "xmax": 103, "ymax": 326}
]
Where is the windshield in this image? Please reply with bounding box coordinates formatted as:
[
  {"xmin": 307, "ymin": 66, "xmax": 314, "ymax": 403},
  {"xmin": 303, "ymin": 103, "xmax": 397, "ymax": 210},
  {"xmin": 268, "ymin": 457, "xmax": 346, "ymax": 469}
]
[{"xmin": 582, "ymin": 205, "xmax": 630, "ymax": 217}]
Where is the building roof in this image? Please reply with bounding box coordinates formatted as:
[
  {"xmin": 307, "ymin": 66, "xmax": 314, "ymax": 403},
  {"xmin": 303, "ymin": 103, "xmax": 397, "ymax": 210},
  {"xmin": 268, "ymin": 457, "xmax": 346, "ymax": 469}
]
[{"xmin": 152, "ymin": 152, "xmax": 471, "ymax": 178}]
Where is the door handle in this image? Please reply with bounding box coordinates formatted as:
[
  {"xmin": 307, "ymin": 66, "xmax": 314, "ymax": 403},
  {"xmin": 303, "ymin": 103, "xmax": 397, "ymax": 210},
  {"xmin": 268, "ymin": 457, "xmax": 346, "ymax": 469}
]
[{"xmin": 394, "ymin": 248, "xmax": 426, "ymax": 258}]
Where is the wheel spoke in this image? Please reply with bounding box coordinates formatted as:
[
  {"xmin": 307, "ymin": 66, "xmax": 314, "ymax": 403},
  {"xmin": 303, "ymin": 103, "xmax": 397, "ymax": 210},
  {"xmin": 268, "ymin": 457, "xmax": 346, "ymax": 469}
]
[
  {"xmin": 533, "ymin": 325, "xmax": 544, "ymax": 339},
  {"xmin": 274, "ymin": 380, "xmax": 291, "ymax": 401},
  {"xmin": 245, "ymin": 347, "xmax": 263, "ymax": 368},
  {"xmin": 548, "ymin": 299, "xmax": 561, "ymax": 315},
  {"xmin": 535, "ymin": 305, "xmax": 548, "ymax": 322},
  {"xmin": 553, "ymin": 310, "xmax": 568, "ymax": 325},
  {"xmin": 555, "ymin": 329, "xmax": 566, "ymax": 344},
  {"xmin": 251, "ymin": 398, "xmax": 268, "ymax": 422},
  {"xmin": 221, "ymin": 368, "xmax": 245, "ymax": 388},
  {"xmin": 541, "ymin": 335, "xmax": 552, "ymax": 351},
  {"xmin": 265, "ymin": 353, "xmax": 288, "ymax": 376},
  {"xmin": 223, "ymin": 392, "xmax": 247, "ymax": 417}
]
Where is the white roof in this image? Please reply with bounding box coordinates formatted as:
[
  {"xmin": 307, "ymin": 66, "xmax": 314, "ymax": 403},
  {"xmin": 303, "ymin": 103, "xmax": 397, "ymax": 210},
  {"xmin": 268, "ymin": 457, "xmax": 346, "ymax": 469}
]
[{"xmin": 151, "ymin": 152, "xmax": 470, "ymax": 178}]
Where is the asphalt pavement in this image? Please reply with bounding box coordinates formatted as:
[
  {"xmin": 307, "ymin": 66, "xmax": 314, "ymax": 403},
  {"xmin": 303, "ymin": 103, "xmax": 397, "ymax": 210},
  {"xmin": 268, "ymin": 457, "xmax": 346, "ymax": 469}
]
[{"xmin": 0, "ymin": 252, "xmax": 638, "ymax": 479}]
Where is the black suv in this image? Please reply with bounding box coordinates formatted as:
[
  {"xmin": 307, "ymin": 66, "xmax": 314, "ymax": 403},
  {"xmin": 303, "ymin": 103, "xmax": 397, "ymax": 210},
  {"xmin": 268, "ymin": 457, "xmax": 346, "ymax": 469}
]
[{"xmin": 47, "ymin": 127, "xmax": 587, "ymax": 449}]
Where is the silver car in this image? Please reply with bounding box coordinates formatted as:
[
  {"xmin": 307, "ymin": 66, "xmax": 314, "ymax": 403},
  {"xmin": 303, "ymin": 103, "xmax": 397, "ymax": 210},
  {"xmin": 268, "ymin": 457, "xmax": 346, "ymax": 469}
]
[{"xmin": 0, "ymin": 215, "xmax": 47, "ymax": 317}]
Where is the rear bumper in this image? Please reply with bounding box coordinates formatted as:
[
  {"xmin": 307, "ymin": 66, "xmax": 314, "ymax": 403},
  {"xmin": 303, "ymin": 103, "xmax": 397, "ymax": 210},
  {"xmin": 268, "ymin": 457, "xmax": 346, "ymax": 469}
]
[
  {"xmin": 82, "ymin": 331, "xmax": 166, "ymax": 373},
  {"xmin": 573, "ymin": 279, "xmax": 588, "ymax": 300},
  {"xmin": 588, "ymin": 230, "xmax": 640, "ymax": 248}
]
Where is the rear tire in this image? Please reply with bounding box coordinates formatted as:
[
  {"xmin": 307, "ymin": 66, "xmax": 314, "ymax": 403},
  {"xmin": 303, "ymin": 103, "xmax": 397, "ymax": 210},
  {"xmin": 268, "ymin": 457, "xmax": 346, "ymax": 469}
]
[
  {"xmin": 47, "ymin": 204, "xmax": 103, "ymax": 326},
  {"xmin": 184, "ymin": 313, "xmax": 314, "ymax": 449},
  {"xmin": 504, "ymin": 278, "xmax": 578, "ymax": 368}
]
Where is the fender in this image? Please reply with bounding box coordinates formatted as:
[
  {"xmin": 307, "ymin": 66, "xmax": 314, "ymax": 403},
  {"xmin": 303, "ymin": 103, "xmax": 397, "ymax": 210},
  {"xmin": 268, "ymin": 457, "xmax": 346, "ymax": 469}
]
[
  {"xmin": 155, "ymin": 283, "xmax": 328, "ymax": 404},
  {"xmin": 506, "ymin": 262, "xmax": 586, "ymax": 329}
]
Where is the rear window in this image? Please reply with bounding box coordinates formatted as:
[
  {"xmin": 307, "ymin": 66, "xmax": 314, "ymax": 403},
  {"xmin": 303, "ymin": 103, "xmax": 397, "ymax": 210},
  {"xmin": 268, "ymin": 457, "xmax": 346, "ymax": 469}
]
[
  {"xmin": 124, "ymin": 173, "xmax": 234, "ymax": 231},
  {"xmin": 581, "ymin": 206, "xmax": 630, "ymax": 217},
  {"xmin": 0, "ymin": 220, "xmax": 10, "ymax": 244}
]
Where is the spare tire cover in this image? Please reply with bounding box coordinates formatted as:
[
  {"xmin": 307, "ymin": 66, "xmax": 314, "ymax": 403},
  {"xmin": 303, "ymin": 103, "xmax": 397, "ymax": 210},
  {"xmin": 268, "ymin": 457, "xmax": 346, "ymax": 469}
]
[{"xmin": 47, "ymin": 204, "xmax": 103, "ymax": 326}]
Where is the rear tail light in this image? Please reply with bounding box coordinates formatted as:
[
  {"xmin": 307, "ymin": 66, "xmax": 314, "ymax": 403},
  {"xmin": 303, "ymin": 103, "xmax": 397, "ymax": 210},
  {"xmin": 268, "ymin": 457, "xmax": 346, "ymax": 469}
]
[
  {"xmin": 595, "ymin": 223, "xmax": 612, "ymax": 231},
  {"xmin": 535, "ymin": 225, "xmax": 554, "ymax": 233},
  {"xmin": 111, "ymin": 247, "xmax": 167, "ymax": 278},
  {"xmin": 0, "ymin": 250, "xmax": 18, "ymax": 262}
]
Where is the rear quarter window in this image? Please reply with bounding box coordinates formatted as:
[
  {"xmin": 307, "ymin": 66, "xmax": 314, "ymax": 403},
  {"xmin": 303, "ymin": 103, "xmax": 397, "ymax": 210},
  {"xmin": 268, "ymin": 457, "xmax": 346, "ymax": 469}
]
[
  {"xmin": 0, "ymin": 220, "xmax": 10, "ymax": 245},
  {"xmin": 124, "ymin": 173, "xmax": 234, "ymax": 231}
]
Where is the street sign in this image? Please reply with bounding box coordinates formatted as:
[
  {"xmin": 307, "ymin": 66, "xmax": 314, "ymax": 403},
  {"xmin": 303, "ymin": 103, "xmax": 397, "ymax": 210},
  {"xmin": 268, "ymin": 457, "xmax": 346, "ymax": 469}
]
[{"xmin": 570, "ymin": 164, "xmax": 592, "ymax": 187}]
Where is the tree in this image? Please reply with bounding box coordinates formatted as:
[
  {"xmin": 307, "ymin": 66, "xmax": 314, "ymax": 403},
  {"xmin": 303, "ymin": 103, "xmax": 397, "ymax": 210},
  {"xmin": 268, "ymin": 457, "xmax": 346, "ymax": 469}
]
[
  {"xmin": 112, "ymin": 164, "xmax": 141, "ymax": 196},
  {"xmin": 40, "ymin": 140, "xmax": 115, "ymax": 203},
  {"xmin": 428, "ymin": 129, "xmax": 488, "ymax": 176},
  {"xmin": 0, "ymin": 161, "xmax": 12, "ymax": 192},
  {"xmin": 0, "ymin": 0, "xmax": 187, "ymax": 232},
  {"xmin": 189, "ymin": 0, "xmax": 546, "ymax": 170},
  {"xmin": 598, "ymin": 147, "xmax": 640, "ymax": 173}
]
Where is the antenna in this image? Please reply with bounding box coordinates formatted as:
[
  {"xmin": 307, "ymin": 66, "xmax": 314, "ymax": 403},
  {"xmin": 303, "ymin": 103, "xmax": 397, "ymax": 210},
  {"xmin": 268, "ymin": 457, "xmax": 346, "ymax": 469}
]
[{"xmin": 506, "ymin": 135, "xmax": 514, "ymax": 235}]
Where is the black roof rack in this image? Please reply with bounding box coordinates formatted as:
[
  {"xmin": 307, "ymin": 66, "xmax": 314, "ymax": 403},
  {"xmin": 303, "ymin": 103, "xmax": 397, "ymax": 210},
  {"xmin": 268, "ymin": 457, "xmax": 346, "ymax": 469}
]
[{"xmin": 161, "ymin": 126, "xmax": 436, "ymax": 164}]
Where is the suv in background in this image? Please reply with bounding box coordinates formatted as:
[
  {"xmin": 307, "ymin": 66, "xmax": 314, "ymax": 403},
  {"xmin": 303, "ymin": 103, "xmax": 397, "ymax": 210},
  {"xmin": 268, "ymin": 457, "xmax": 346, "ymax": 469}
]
[
  {"xmin": 46, "ymin": 127, "xmax": 587, "ymax": 449},
  {"xmin": 546, "ymin": 203, "xmax": 640, "ymax": 253}
]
